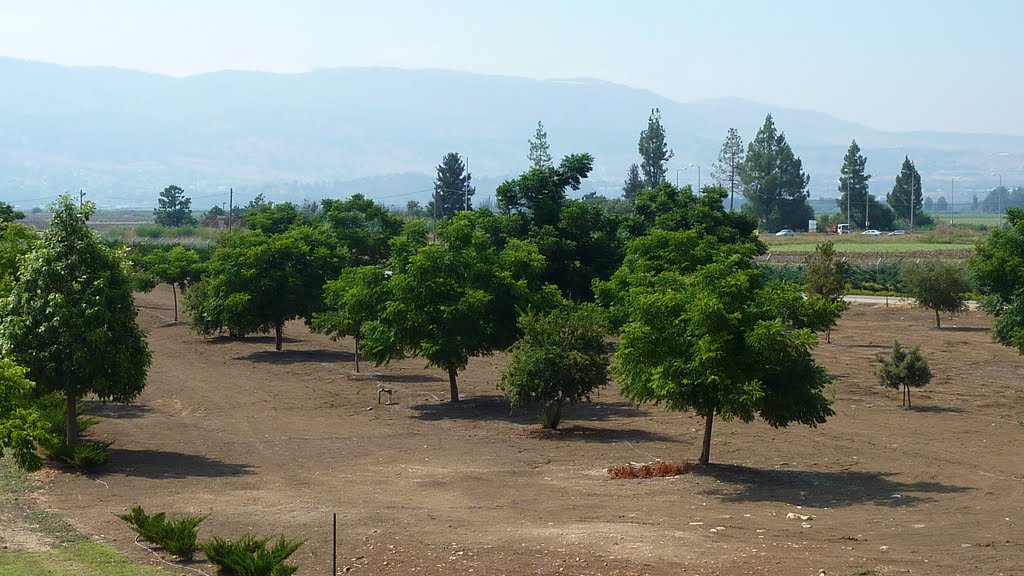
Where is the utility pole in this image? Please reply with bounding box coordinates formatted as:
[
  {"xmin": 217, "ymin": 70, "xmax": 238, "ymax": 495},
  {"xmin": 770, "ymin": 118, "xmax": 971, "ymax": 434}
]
[
  {"xmin": 464, "ymin": 156, "xmax": 470, "ymax": 212},
  {"xmin": 79, "ymin": 189, "xmax": 85, "ymax": 209},
  {"xmin": 950, "ymin": 177, "xmax": 955, "ymax": 227},
  {"xmin": 846, "ymin": 175, "xmax": 851, "ymax": 229},
  {"xmin": 909, "ymin": 168, "xmax": 915, "ymax": 231},
  {"xmin": 865, "ymin": 187, "xmax": 870, "ymax": 228},
  {"xmin": 998, "ymin": 174, "xmax": 1003, "ymax": 228},
  {"xmin": 228, "ymin": 187, "xmax": 233, "ymax": 232}
]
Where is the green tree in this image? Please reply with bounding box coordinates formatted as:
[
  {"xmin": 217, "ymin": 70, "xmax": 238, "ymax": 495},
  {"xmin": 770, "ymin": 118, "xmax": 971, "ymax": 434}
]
[
  {"xmin": 186, "ymin": 226, "xmax": 345, "ymax": 350},
  {"xmin": 499, "ymin": 305, "xmax": 610, "ymax": 429},
  {"xmin": 0, "ymin": 202, "xmax": 25, "ymax": 225},
  {"xmin": 363, "ymin": 212, "xmax": 561, "ymax": 402},
  {"xmin": 154, "ymin": 185, "xmax": 197, "ymax": 227},
  {"xmin": 497, "ymin": 153, "xmax": 593, "ymax": 228},
  {"xmin": 710, "ymin": 128, "xmax": 745, "ymax": 211},
  {"xmin": 430, "ymin": 152, "xmax": 475, "ymax": 218},
  {"xmin": 614, "ymin": 254, "xmax": 833, "ymax": 465},
  {"xmin": 311, "ymin": 266, "xmax": 391, "ymax": 373},
  {"xmin": 0, "ymin": 196, "xmax": 151, "ymax": 447},
  {"xmin": 638, "ymin": 108, "xmax": 674, "ymax": 188},
  {"xmin": 320, "ymin": 195, "xmax": 405, "ymax": 265},
  {"xmin": 245, "ymin": 202, "xmax": 307, "ymax": 235},
  {"xmin": 970, "ymin": 208, "xmax": 1024, "ymax": 353},
  {"xmin": 528, "ymin": 121, "xmax": 553, "ymax": 169},
  {"xmin": 876, "ymin": 340, "xmax": 932, "ymax": 408},
  {"xmin": 836, "ymin": 140, "xmax": 896, "ymax": 230},
  {"xmin": 802, "ymin": 241, "xmax": 850, "ymax": 342},
  {"xmin": 622, "ymin": 163, "xmax": 644, "ymax": 205},
  {"xmin": 901, "ymin": 260, "xmax": 971, "ymax": 328},
  {"xmin": 143, "ymin": 246, "xmax": 202, "ymax": 322},
  {"xmin": 0, "ymin": 222, "xmax": 36, "ymax": 296},
  {"xmin": 887, "ymin": 156, "xmax": 931, "ymax": 225},
  {"xmin": 739, "ymin": 115, "xmax": 814, "ymax": 231},
  {"xmin": 924, "ymin": 196, "xmax": 935, "ymax": 212},
  {"xmin": 0, "ymin": 358, "xmax": 51, "ymax": 471},
  {"xmin": 934, "ymin": 196, "xmax": 947, "ymax": 213}
]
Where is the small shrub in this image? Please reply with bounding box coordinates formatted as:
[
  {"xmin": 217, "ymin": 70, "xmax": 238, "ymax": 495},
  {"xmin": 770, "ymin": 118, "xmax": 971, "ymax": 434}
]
[
  {"xmin": 202, "ymin": 533, "xmax": 305, "ymax": 576},
  {"xmin": 33, "ymin": 394, "xmax": 109, "ymax": 470},
  {"xmin": 119, "ymin": 505, "xmax": 207, "ymax": 560},
  {"xmin": 46, "ymin": 440, "xmax": 111, "ymax": 470},
  {"xmin": 608, "ymin": 461, "xmax": 693, "ymax": 479},
  {"xmin": 876, "ymin": 340, "xmax": 932, "ymax": 408}
]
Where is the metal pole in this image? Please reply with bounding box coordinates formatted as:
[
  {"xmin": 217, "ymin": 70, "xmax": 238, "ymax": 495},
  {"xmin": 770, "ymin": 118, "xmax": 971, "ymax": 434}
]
[
  {"xmin": 950, "ymin": 178, "xmax": 955, "ymax": 226},
  {"xmin": 909, "ymin": 166, "xmax": 914, "ymax": 231},
  {"xmin": 846, "ymin": 175, "xmax": 851, "ymax": 230},
  {"xmin": 464, "ymin": 156, "xmax": 469, "ymax": 212},
  {"xmin": 998, "ymin": 174, "xmax": 1003, "ymax": 228},
  {"xmin": 228, "ymin": 187, "xmax": 233, "ymax": 232},
  {"xmin": 697, "ymin": 165, "xmax": 701, "ymax": 191},
  {"xmin": 865, "ymin": 186, "xmax": 870, "ymax": 228},
  {"xmin": 675, "ymin": 169, "xmax": 679, "ymax": 187},
  {"xmin": 333, "ymin": 513, "xmax": 337, "ymax": 576}
]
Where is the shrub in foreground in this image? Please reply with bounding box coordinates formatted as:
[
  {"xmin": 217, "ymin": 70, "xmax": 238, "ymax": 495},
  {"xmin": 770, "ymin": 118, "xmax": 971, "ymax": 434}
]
[
  {"xmin": 202, "ymin": 533, "xmax": 304, "ymax": 576},
  {"xmin": 608, "ymin": 461, "xmax": 694, "ymax": 479},
  {"xmin": 119, "ymin": 505, "xmax": 207, "ymax": 560}
]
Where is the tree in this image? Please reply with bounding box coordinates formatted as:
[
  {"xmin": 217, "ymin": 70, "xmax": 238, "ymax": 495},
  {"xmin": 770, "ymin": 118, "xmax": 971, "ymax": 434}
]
[
  {"xmin": 802, "ymin": 241, "xmax": 850, "ymax": 342},
  {"xmin": 622, "ymin": 163, "xmax": 644, "ymax": 205},
  {"xmin": 0, "ymin": 358, "xmax": 51, "ymax": 471},
  {"xmin": 614, "ymin": 253, "xmax": 834, "ymax": 465},
  {"xmin": 834, "ymin": 140, "xmax": 895, "ymax": 230},
  {"xmin": 0, "ymin": 196, "xmax": 151, "ymax": 447},
  {"xmin": 887, "ymin": 156, "xmax": 931, "ymax": 225},
  {"xmin": 739, "ymin": 115, "xmax": 814, "ymax": 231},
  {"xmin": 527, "ymin": 121, "xmax": 553, "ymax": 169},
  {"xmin": 638, "ymin": 108, "xmax": 674, "ymax": 188},
  {"xmin": 876, "ymin": 340, "xmax": 932, "ymax": 408},
  {"xmin": 934, "ymin": 196, "xmax": 947, "ymax": 213},
  {"xmin": 498, "ymin": 305, "xmax": 610, "ymax": 429},
  {"xmin": 710, "ymin": 128, "xmax": 745, "ymax": 211},
  {"xmin": 0, "ymin": 222, "xmax": 36, "ymax": 296},
  {"xmin": 185, "ymin": 226, "xmax": 345, "ymax": 350},
  {"xmin": 319, "ymin": 195, "xmax": 405, "ymax": 265},
  {"xmin": 0, "ymin": 201, "xmax": 25, "ymax": 225},
  {"xmin": 143, "ymin": 246, "xmax": 202, "ymax": 322},
  {"xmin": 923, "ymin": 196, "xmax": 935, "ymax": 212},
  {"xmin": 362, "ymin": 212, "xmax": 562, "ymax": 402},
  {"xmin": 430, "ymin": 152, "xmax": 475, "ymax": 218},
  {"xmin": 901, "ymin": 260, "xmax": 971, "ymax": 328},
  {"xmin": 496, "ymin": 153, "xmax": 593, "ymax": 229},
  {"xmin": 245, "ymin": 202, "xmax": 307, "ymax": 235},
  {"xmin": 970, "ymin": 208, "xmax": 1024, "ymax": 354},
  {"xmin": 154, "ymin": 185, "xmax": 197, "ymax": 227},
  {"xmin": 311, "ymin": 266, "xmax": 391, "ymax": 373}
]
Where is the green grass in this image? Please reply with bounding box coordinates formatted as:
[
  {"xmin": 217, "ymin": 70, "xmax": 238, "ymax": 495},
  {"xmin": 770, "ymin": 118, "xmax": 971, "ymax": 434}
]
[
  {"xmin": 0, "ymin": 457, "xmax": 172, "ymax": 575},
  {"xmin": 0, "ymin": 543, "xmax": 170, "ymax": 576}
]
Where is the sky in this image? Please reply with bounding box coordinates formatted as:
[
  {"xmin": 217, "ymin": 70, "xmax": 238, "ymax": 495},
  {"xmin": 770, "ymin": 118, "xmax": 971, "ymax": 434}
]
[{"xmin": 1, "ymin": 0, "xmax": 1021, "ymax": 135}]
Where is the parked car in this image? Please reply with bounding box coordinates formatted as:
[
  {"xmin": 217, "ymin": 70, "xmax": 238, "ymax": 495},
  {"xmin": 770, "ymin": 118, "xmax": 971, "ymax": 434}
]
[
  {"xmin": 861, "ymin": 229, "xmax": 881, "ymax": 236},
  {"xmin": 888, "ymin": 229, "xmax": 907, "ymax": 235},
  {"xmin": 775, "ymin": 229, "xmax": 795, "ymax": 236}
]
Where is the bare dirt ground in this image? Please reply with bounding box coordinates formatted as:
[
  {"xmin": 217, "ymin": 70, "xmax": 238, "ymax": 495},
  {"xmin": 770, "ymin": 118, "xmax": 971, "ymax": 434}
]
[{"xmin": 35, "ymin": 285, "xmax": 1024, "ymax": 575}]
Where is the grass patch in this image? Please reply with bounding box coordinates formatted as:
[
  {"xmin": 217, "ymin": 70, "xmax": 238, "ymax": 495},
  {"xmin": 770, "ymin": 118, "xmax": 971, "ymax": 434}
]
[{"xmin": 608, "ymin": 461, "xmax": 694, "ymax": 479}]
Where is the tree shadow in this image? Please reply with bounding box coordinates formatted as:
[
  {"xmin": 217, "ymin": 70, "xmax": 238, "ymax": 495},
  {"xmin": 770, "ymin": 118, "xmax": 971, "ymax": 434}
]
[
  {"xmin": 207, "ymin": 335, "xmax": 302, "ymax": 346},
  {"xmin": 696, "ymin": 464, "xmax": 971, "ymax": 508},
  {"xmin": 941, "ymin": 326, "xmax": 990, "ymax": 333},
  {"xmin": 95, "ymin": 449, "xmax": 256, "ymax": 480},
  {"xmin": 234, "ymin": 349, "xmax": 355, "ymax": 365},
  {"xmin": 410, "ymin": 397, "xmax": 646, "ymax": 427},
  {"xmin": 521, "ymin": 425, "xmax": 673, "ymax": 444},
  {"xmin": 377, "ymin": 373, "xmax": 445, "ymax": 384},
  {"xmin": 908, "ymin": 405, "xmax": 965, "ymax": 414},
  {"xmin": 80, "ymin": 400, "xmax": 151, "ymax": 419}
]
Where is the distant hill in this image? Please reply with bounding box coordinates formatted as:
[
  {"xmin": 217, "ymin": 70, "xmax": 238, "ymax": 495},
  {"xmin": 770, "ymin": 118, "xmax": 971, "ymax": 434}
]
[{"xmin": 2, "ymin": 58, "xmax": 1022, "ymax": 209}]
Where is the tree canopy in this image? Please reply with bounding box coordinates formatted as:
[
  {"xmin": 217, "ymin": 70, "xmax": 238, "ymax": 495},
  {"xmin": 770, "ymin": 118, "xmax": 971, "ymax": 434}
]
[
  {"xmin": 739, "ymin": 115, "xmax": 814, "ymax": 231},
  {"xmin": 0, "ymin": 196, "xmax": 151, "ymax": 446},
  {"xmin": 431, "ymin": 152, "xmax": 475, "ymax": 218},
  {"xmin": 971, "ymin": 208, "xmax": 1024, "ymax": 353},
  {"xmin": 876, "ymin": 340, "xmax": 932, "ymax": 408},
  {"xmin": 836, "ymin": 140, "xmax": 895, "ymax": 230},
  {"xmin": 901, "ymin": 260, "xmax": 971, "ymax": 328},
  {"xmin": 143, "ymin": 245, "xmax": 202, "ymax": 322},
  {"xmin": 638, "ymin": 108, "xmax": 674, "ymax": 189},
  {"xmin": 154, "ymin": 185, "xmax": 196, "ymax": 227},
  {"xmin": 0, "ymin": 358, "xmax": 51, "ymax": 471},
  {"xmin": 0, "ymin": 201, "xmax": 25, "ymax": 225},
  {"xmin": 710, "ymin": 128, "xmax": 745, "ymax": 211},
  {"xmin": 622, "ymin": 163, "xmax": 644, "ymax": 205},
  {"xmin": 311, "ymin": 265, "xmax": 392, "ymax": 373},
  {"xmin": 614, "ymin": 253, "xmax": 834, "ymax": 465},
  {"xmin": 887, "ymin": 156, "xmax": 931, "ymax": 226},
  {"xmin": 527, "ymin": 121, "xmax": 553, "ymax": 169}
]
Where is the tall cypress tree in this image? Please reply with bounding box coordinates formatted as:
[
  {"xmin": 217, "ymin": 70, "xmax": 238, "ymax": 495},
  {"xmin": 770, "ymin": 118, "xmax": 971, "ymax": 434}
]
[
  {"xmin": 711, "ymin": 128, "xmax": 745, "ymax": 211},
  {"xmin": 638, "ymin": 108, "xmax": 674, "ymax": 188},
  {"xmin": 739, "ymin": 115, "xmax": 813, "ymax": 231},
  {"xmin": 430, "ymin": 152, "xmax": 475, "ymax": 218},
  {"xmin": 837, "ymin": 140, "xmax": 895, "ymax": 230},
  {"xmin": 887, "ymin": 156, "xmax": 930, "ymax": 225},
  {"xmin": 527, "ymin": 121, "xmax": 553, "ymax": 169}
]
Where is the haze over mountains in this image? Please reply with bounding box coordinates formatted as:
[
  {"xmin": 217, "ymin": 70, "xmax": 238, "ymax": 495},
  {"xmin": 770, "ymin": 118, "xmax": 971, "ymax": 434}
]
[{"xmin": 2, "ymin": 57, "xmax": 1022, "ymax": 210}]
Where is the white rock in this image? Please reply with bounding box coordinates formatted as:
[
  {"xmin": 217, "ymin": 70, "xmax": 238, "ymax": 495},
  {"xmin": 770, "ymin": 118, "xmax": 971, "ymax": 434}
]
[{"xmin": 786, "ymin": 512, "xmax": 813, "ymax": 521}]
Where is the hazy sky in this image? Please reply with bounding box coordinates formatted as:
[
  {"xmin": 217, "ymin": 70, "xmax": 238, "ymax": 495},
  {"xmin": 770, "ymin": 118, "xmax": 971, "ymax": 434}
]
[{"xmin": 2, "ymin": 0, "xmax": 1020, "ymax": 135}]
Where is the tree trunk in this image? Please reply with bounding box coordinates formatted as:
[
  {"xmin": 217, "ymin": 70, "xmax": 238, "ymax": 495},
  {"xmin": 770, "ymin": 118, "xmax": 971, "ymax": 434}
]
[
  {"xmin": 699, "ymin": 413, "xmax": 714, "ymax": 465},
  {"xmin": 825, "ymin": 328, "xmax": 831, "ymax": 344},
  {"xmin": 906, "ymin": 384, "xmax": 912, "ymax": 409},
  {"xmin": 354, "ymin": 337, "xmax": 360, "ymax": 373},
  {"xmin": 935, "ymin": 309, "xmax": 941, "ymax": 329},
  {"xmin": 171, "ymin": 283, "xmax": 179, "ymax": 322},
  {"xmin": 65, "ymin": 382, "xmax": 79, "ymax": 448},
  {"xmin": 275, "ymin": 320, "xmax": 284, "ymax": 351},
  {"xmin": 448, "ymin": 367, "xmax": 460, "ymax": 403},
  {"xmin": 542, "ymin": 401, "xmax": 563, "ymax": 430}
]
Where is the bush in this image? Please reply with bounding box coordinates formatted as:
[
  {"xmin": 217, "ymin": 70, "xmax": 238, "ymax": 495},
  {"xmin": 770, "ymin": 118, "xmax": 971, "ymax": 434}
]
[
  {"xmin": 46, "ymin": 440, "xmax": 111, "ymax": 470},
  {"xmin": 32, "ymin": 394, "xmax": 110, "ymax": 470},
  {"xmin": 876, "ymin": 340, "xmax": 932, "ymax": 408},
  {"xmin": 119, "ymin": 506, "xmax": 207, "ymax": 560},
  {"xmin": 608, "ymin": 461, "xmax": 693, "ymax": 479},
  {"xmin": 202, "ymin": 533, "xmax": 304, "ymax": 576}
]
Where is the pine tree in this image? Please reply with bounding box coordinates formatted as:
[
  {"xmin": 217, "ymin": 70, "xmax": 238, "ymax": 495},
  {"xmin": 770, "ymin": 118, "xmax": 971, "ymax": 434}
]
[
  {"xmin": 739, "ymin": 115, "xmax": 813, "ymax": 231},
  {"xmin": 429, "ymin": 152, "xmax": 475, "ymax": 218},
  {"xmin": 710, "ymin": 128, "xmax": 745, "ymax": 211},
  {"xmin": 887, "ymin": 156, "xmax": 929, "ymax": 225},
  {"xmin": 837, "ymin": 140, "xmax": 895, "ymax": 230},
  {"xmin": 638, "ymin": 108, "xmax": 674, "ymax": 188},
  {"xmin": 527, "ymin": 121, "xmax": 553, "ymax": 169},
  {"xmin": 622, "ymin": 163, "xmax": 644, "ymax": 204},
  {"xmin": 154, "ymin": 185, "xmax": 197, "ymax": 227}
]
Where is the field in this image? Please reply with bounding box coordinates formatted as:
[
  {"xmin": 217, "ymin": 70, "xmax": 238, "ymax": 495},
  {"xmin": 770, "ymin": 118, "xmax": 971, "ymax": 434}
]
[{"xmin": 7, "ymin": 285, "xmax": 1024, "ymax": 575}]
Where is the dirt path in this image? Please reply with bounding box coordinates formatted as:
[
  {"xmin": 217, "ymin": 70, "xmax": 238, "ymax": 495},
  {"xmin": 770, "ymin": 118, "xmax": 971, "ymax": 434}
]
[{"xmin": 36, "ymin": 285, "xmax": 1024, "ymax": 575}]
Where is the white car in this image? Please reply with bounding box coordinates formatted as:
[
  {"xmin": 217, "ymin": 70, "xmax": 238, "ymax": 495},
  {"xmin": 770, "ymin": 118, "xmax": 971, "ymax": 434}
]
[
  {"xmin": 888, "ymin": 230, "xmax": 907, "ymax": 236},
  {"xmin": 861, "ymin": 229, "xmax": 881, "ymax": 236},
  {"xmin": 775, "ymin": 229, "xmax": 795, "ymax": 236}
]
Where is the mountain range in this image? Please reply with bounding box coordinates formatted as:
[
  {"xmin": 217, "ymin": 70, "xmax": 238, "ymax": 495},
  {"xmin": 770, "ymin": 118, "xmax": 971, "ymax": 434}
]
[{"xmin": 2, "ymin": 57, "xmax": 1022, "ymax": 210}]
